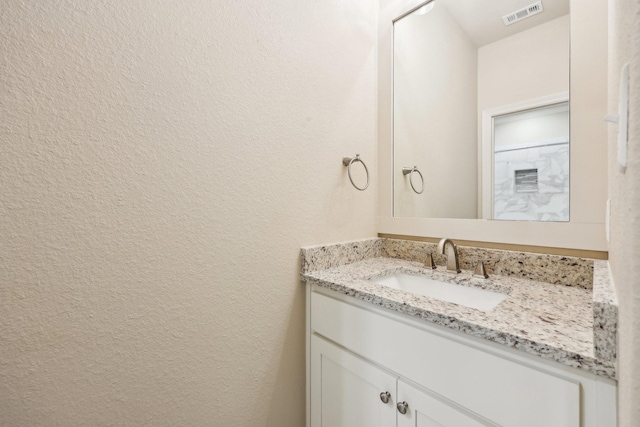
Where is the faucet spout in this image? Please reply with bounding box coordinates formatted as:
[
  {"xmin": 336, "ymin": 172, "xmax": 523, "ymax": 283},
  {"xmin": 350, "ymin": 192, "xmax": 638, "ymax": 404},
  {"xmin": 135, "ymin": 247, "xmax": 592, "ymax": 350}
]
[{"xmin": 437, "ymin": 238, "xmax": 461, "ymax": 273}]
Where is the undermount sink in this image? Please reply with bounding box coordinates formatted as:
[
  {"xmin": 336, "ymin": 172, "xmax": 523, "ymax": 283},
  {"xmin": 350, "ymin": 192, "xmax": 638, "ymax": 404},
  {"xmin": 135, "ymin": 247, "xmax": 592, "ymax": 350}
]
[{"xmin": 370, "ymin": 273, "xmax": 507, "ymax": 312}]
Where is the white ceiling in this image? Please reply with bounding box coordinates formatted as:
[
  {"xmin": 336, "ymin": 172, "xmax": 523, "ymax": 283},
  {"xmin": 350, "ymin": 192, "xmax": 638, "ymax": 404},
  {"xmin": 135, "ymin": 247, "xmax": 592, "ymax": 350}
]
[{"xmin": 439, "ymin": 0, "xmax": 570, "ymax": 47}]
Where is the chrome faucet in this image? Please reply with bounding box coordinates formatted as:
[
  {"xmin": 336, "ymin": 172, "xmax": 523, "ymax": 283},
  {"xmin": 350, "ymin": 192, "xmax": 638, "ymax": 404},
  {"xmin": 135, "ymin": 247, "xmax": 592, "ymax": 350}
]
[{"xmin": 437, "ymin": 238, "xmax": 461, "ymax": 273}]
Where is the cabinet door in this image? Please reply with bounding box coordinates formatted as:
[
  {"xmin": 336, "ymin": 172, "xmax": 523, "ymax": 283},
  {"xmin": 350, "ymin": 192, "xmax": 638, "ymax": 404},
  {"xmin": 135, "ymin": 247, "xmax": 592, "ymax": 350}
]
[
  {"xmin": 311, "ymin": 335, "xmax": 397, "ymax": 427},
  {"xmin": 397, "ymin": 380, "xmax": 494, "ymax": 427}
]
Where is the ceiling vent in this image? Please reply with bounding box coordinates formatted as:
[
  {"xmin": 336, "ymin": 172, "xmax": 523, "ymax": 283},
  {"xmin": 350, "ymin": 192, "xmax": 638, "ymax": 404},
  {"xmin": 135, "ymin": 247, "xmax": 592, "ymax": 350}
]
[{"xmin": 502, "ymin": 1, "xmax": 544, "ymax": 26}]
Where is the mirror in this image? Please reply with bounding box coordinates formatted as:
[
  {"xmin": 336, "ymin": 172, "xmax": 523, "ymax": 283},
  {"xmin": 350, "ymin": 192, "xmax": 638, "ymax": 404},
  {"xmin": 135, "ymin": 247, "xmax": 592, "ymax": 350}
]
[
  {"xmin": 378, "ymin": 0, "xmax": 607, "ymax": 251},
  {"xmin": 393, "ymin": 0, "xmax": 570, "ymax": 221}
]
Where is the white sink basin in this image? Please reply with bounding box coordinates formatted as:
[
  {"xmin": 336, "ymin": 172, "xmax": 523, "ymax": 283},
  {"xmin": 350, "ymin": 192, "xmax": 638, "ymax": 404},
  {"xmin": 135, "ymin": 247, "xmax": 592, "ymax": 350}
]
[{"xmin": 371, "ymin": 273, "xmax": 507, "ymax": 312}]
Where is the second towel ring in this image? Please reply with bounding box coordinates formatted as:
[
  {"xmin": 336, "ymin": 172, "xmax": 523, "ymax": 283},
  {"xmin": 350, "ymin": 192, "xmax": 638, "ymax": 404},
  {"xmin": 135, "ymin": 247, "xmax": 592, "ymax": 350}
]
[
  {"xmin": 402, "ymin": 166, "xmax": 424, "ymax": 194},
  {"xmin": 343, "ymin": 154, "xmax": 370, "ymax": 191}
]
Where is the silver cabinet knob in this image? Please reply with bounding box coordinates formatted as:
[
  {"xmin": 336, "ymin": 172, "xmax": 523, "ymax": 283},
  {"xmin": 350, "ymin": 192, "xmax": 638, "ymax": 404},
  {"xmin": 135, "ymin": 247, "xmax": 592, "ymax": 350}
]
[
  {"xmin": 379, "ymin": 391, "xmax": 391, "ymax": 404},
  {"xmin": 397, "ymin": 401, "xmax": 409, "ymax": 414}
]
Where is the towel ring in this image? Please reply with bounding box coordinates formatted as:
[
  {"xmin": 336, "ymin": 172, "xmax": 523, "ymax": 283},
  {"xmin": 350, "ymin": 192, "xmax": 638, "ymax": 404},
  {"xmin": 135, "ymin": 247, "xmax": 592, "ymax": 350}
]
[
  {"xmin": 402, "ymin": 166, "xmax": 424, "ymax": 194},
  {"xmin": 342, "ymin": 154, "xmax": 370, "ymax": 191}
]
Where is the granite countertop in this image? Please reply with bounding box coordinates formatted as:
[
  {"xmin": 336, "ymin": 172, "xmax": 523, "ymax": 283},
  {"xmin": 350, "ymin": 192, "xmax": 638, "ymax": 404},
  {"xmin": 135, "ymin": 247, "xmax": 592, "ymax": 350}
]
[{"xmin": 301, "ymin": 238, "xmax": 618, "ymax": 379}]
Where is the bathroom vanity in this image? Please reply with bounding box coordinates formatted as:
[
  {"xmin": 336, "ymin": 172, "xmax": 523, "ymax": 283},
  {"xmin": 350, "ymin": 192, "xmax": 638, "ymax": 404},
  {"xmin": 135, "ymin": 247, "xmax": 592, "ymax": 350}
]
[{"xmin": 301, "ymin": 238, "xmax": 617, "ymax": 427}]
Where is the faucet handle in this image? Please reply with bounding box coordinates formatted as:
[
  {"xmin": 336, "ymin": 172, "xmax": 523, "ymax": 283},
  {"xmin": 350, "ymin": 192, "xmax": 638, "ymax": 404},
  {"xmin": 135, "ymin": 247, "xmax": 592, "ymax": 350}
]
[
  {"xmin": 423, "ymin": 252, "xmax": 437, "ymax": 270},
  {"xmin": 473, "ymin": 258, "xmax": 500, "ymax": 279},
  {"xmin": 413, "ymin": 248, "xmax": 438, "ymax": 269},
  {"xmin": 473, "ymin": 260, "xmax": 489, "ymax": 279}
]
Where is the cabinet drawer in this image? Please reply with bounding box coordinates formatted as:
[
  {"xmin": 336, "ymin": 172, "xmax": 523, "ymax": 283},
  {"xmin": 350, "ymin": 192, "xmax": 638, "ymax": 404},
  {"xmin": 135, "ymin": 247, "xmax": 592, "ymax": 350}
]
[{"xmin": 311, "ymin": 291, "xmax": 580, "ymax": 427}]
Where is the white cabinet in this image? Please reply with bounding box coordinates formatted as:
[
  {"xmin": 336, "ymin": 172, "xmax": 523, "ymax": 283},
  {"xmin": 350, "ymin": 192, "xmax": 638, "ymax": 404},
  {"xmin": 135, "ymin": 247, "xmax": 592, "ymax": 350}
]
[
  {"xmin": 311, "ymin": 336, "xmax": 396, "ymax": 427},
  {"xmin": 397, "ymin": 380, "xmax": 491, "ymax": 427},
  {"xmin": 307, "ymin": 286, "xmax": 616, "ymax": 427},
  {"xmin": 311, "ymin": 335, "xmax": 492, "ymax": 427}
]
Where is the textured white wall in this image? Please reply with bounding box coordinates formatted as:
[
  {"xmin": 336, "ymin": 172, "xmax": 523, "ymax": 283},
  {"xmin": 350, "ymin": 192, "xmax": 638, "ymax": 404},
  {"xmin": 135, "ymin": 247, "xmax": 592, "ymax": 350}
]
[
  {"xmin": 607, "ymin": 0, "xmax": 640, "ymax": 425},
  {"xmin": 0, "ymin": 1, "xmax": 377, "ymax": 426}
]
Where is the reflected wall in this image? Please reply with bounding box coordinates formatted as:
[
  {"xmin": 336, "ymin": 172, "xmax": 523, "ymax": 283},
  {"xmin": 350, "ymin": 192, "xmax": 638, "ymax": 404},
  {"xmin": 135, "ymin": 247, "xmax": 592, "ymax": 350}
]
[{"xmin": 393, "ymin": 2, "xmax": 478, "ymax": 218}]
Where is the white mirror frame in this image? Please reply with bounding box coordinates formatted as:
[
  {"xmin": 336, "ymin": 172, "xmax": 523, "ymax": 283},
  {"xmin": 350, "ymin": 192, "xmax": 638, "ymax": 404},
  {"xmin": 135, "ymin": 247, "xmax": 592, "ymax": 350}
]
[{"xmin": 377, "ymin": 0, "xmax": 608, "ymax": 251}]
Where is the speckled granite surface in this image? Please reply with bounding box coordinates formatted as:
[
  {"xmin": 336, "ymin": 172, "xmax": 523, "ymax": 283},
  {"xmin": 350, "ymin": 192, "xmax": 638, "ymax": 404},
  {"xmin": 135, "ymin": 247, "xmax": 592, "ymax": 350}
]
[
  {"xmin": 301, "ymin": 238, "xmax": 618, "ymax": 379},
  {"xmin": 300, "ymin": 238, "xmax": 381, "ymax": 273},
  {"xmin": 593, "ymin": 260, "xmax": 618, "ymax": 364},
  {"xmin": 381, "ymin": 239, "xmax": 594, "ymax": 288}
]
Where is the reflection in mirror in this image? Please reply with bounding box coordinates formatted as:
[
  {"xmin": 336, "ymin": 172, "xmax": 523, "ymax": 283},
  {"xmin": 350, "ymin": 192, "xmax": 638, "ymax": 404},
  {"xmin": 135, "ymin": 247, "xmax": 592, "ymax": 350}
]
[
  {"xmin": 393, "ymin": 0, "xmax": 570, "ymax": 221},
  {"xmin": 493, "ymin": 102, "xmax": 569, "ymax": 221}
]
